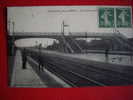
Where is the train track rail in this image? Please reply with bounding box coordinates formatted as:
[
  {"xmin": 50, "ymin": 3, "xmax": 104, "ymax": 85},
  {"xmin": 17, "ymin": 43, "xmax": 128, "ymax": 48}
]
[
  {"xmin": 45, "ymin": 62, "xmax": 106, "ymax": 87},
  {"xmin": 51, "ymin": 56, "xmax": 133, "ymax": 82},
  {"xmin": 45, "ymin": 57, "xmax": 133, "ymax": 86},
  {"xmin": 25, "ymin": 48, "xmax": 133, "ymax": 87}
]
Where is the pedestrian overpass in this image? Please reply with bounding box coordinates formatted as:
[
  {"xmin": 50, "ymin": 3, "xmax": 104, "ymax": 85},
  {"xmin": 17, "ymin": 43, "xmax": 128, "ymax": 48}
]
[{"xmin": 8, "ymin": 31, "xmax": 133, "ymax": 55}]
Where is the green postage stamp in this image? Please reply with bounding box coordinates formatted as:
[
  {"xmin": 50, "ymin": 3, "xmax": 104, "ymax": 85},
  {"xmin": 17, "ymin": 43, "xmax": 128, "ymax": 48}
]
[
  {"xmin": 116, "ymin": 8, "xmax": 132, "ymax": 28},
  {"xmin": 99, "ymin": 7, "xmax": 132, "ymax": 28},
  {"xmin": 99, "ymin": 8, "xmax": 115, "ymax": 28}
]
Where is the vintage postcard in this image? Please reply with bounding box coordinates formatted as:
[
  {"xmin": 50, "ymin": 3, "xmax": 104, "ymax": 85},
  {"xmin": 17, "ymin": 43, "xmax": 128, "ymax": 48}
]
[{"xmin": 7, "ymin": 6, "xmax": 133, "ymax": 88}]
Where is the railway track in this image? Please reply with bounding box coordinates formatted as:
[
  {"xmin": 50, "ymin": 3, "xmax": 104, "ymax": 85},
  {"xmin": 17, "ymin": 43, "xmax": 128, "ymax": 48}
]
[
  {"xmin": 29, "ymin": 54, "xmax": 106, "ymax": 87},
  {"xmin": 45, "ymin": 57, "xmax": 133, "ymax": 86},
  {"xmin": 45, "ymin": 62, "xmax": 105, "ymax": 87},
  {"xmin": 51, "ymin": 56, "xmax": 133, "ymax": 82},
  {"xmin": 26, "ymin": 48, "xmax": 133, "ymax": 87}
]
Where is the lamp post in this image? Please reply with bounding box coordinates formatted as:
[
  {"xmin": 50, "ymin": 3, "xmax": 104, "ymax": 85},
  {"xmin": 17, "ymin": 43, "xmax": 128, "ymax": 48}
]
[
  {"xmin": 8, "ymin": 19, "xmax": 11, "ymax": 34},
  {"xmin": 61, "ymin": 20, "xmax": 70, "ymax": 52},
  {"xmin": 11, "ymin": 21, "xmax": 15, "ymax": 56}
]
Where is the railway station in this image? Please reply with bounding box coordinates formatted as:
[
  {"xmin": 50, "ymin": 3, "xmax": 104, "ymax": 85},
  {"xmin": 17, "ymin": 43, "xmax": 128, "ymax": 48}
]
[{"xmin": 7, "ymin": 6, "xmax": 133, "ymax": 87}]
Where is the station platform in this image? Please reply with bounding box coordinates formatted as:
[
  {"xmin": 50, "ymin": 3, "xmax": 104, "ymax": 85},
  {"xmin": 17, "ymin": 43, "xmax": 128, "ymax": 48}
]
[
  {"xmin": 10, "ymin": 50, "xmax": 70, "ymax": 88},
  {"xmin": 10, "ymin": 50, "xmax": 46, "ymax": 87}
]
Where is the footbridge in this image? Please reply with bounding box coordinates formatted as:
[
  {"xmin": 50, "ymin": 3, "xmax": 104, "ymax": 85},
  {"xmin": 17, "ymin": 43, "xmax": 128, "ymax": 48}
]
[{"xmin": 8, "ymin": 32, "xmax": 133, "ymax": 55}]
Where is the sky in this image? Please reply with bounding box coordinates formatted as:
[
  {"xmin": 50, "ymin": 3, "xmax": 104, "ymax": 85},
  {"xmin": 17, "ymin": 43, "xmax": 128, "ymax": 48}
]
[
  {"xmin": 14, "ymin": 38, "xmax": 58, "ymax": 48},
  {"xmin": 7, "ymin": 6, "xmax": 133, "ymax": 47}
]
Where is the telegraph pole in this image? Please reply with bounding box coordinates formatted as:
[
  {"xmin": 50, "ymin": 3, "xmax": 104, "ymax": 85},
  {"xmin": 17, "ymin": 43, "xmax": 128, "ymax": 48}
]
[
  {"xmin": 61, "ymin": 20, "xmax": 70, "ymax": 53},
  {"xmin": 85, "ymin": 32, "xmax": 88, "ymax": 53},
  {"xmin": 62, "ymin": 20, "xmax": 65, "ymax": 52},
  {"xmin": 8, "ymin": 19, "xmax": 11, "ymax": 34},
  {"xmin": 12, "ymin": 21, "xmax": 15, "ymax": 55},
  {"xmin": 62, "ymin": 20, "xmax": 65, "ymax": 36}
]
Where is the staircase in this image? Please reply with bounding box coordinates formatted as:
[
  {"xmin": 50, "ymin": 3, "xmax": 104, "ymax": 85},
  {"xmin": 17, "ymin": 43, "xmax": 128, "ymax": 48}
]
[
  {"xmin": 113, "ymin": 30, "xmax": 133, "ymax": 51},
  {"xmin": 61, "ymin": 32, "xmax": 83, "ymax": 53}
]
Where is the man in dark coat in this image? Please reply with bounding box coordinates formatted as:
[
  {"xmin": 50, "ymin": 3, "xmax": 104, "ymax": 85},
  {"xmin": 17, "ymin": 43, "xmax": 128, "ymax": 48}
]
[
  {"xmin": 38, "ymin": 44, "xmax": 44, "ymax": 71},
  {"xmin": 105, "ymin": 47, "xmax": 109, "ymax": 63},
  {"xmin": 22, "ymin": 48, "xmax": 27, "ymax": 69}
]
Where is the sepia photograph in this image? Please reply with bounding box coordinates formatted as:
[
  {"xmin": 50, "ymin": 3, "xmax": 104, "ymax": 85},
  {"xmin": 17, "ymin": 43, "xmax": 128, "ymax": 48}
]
[{"xmin": 7, "ymin": 6, "xmax": 133, "ymax": 88}]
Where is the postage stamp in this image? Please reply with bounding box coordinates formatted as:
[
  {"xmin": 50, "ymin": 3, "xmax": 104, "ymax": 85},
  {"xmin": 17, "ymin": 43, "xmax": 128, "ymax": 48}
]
[
  {"xmin": 98, "ymin": 8, "xmax": 115, "ymax": 28},
  {"xmin": 116, "ymin": 8, "xmax": 132, "ymax": 28}
]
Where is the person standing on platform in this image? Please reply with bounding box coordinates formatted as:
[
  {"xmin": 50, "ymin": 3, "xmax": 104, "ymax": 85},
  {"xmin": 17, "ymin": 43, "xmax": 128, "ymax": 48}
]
[
  {"xmin": 38, "ymin": 43, "xmax": 44, "ymax": 71},
  {"xmin": 105, "ymin": 48, "xmax": 109, "ymax": 63},
  {"xmin": 22, "ymin": 48, "xmax": 27, "ymax": 69}
]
